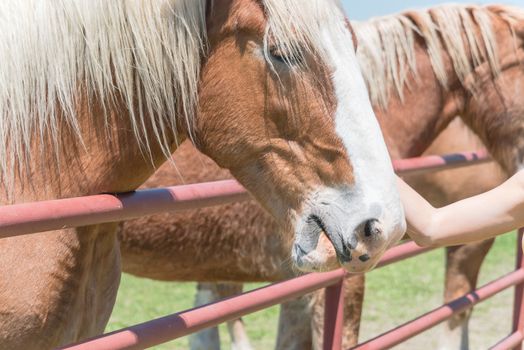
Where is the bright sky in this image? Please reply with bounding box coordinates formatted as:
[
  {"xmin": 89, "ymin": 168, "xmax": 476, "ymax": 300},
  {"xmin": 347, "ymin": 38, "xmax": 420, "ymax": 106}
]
[{"xmin": 341, "ymin": 0, "xmax": 524, "ymax": 20}]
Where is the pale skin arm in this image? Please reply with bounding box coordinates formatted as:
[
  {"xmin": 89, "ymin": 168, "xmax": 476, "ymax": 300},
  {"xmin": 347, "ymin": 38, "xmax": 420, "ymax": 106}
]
[{"xmin": 397, "ymin": 169, "xmax": 524, "ymax": 247}]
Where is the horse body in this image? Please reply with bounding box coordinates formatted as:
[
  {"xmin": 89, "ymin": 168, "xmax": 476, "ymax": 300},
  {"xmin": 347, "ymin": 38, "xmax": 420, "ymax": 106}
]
[
  {"xmin": 118, "ymin": 4, "xmax": 523, "ymax": 349},
  {"xmin": 0, "ymin": 1, "xmax": 398, "ymax": 348},
  {"xmin": 0, "ymin": 87, "xmax": 168, "ymax": 350}
]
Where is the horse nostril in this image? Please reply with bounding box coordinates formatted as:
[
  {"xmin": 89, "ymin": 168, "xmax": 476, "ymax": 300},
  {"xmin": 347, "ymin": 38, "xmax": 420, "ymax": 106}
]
[
  {"xmin": 359, "ymin": 254, "xmax": 371, "ymax": 262},
  {"xmin": 364, "ymin": 219, "xmax": 381, "ymax": 237}
]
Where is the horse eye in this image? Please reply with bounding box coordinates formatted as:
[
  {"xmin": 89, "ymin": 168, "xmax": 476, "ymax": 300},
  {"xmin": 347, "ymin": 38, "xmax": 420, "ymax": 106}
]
[{"xmin": 269, "ymin": 46, "xmax": 302, "ymax": 66}]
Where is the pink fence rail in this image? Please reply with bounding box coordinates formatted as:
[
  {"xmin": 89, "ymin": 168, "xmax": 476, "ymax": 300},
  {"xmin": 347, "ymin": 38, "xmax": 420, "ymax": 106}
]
[
  {"xmin": 2, "ymin": 149, "xmax": 520, "ymax": 350},
  {"xmin": 0, "ymin": 150, "xmax": 490, "ymax": 237},
  {"xmin": 0, "ymin": 180, "xmax": 249, "ymax": 238}
]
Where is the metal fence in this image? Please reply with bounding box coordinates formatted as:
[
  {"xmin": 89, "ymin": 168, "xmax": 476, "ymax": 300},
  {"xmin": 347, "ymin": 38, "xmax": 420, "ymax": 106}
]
[{"xmin": 3, "ymin": 150, "xmax": 519, "ymax": 350}]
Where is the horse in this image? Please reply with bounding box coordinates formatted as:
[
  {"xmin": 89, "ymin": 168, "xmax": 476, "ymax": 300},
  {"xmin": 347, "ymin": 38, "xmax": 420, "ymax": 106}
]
[
  {"xmin": 0, "ymin": 1, "xmax": 406, "ymax": 348},
  {"xmin": 118, "ymin": 3, "xmax": 523, "ymax": 349},
  {"xmin": 118, "ymin": 4, "xmax": 522, "ymax": 349}
]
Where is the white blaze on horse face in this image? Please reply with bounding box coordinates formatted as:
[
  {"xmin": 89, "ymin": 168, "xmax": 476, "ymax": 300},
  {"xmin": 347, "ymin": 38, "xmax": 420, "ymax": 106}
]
[{"xmin": 293, "ymin": 14, "xmax": 406, "ymax": 273}]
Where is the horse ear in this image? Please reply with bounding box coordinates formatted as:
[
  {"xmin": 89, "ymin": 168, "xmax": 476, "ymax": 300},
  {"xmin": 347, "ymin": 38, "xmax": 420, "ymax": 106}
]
[{"xmin": 345, "ymin": 20, "xmax": 359, "ymax": 51}]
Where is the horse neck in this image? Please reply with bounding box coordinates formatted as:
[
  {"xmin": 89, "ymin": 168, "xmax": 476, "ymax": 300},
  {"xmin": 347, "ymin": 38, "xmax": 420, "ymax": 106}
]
[
  {"xmin": 4, "ymin": 93, "xmax": 181, "ymax": 204},
  {"xmin": 459, "ymin": 19, "xmax": 524, "ymax": 174},
  {"xmin": 375, "ymin": 39, "xmax": 466, "ymax": 159},
  {"xmin": 461, "ymin": 51, "xmax": 524, "ymax": 174}
]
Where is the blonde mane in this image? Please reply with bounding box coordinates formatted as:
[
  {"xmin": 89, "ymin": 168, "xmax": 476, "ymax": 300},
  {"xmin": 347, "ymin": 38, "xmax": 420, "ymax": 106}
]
[
  {"xmin": 355, "ymin": 4, "xmax": 524, "ymax": 109},
  {"xmin": 0, "ymin": 0, "xmax": 207, "ymax": 183},
  {"xmin": 0, "ymin": 0, "xmax": 347, "ymax": 186}
]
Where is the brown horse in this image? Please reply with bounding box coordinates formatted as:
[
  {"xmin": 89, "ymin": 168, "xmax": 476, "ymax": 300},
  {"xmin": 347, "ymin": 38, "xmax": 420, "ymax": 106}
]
[
  {"xmin": 119, "ymin": 4, "xmax": 522, "ymax": 349},
  {"xmin": 0, "ymin": 1, "xmax": 404, "ymax": 349}
]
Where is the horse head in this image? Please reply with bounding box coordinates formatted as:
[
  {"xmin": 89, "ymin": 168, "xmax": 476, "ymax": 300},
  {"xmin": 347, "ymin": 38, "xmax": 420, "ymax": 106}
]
[{"xmin": 193, "ymin": 0, "xmax": 406, "ymax": 272}]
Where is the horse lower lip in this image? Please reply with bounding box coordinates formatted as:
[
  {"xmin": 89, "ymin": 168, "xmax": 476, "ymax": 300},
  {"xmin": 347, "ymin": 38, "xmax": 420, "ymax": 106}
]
[
  {"xmin": 307, "ymin": 215, "xmax": 351, "ymax": 262},
  {"xmin": 319, "ymin": 229, "xmax": 352, "ymax": 262}
]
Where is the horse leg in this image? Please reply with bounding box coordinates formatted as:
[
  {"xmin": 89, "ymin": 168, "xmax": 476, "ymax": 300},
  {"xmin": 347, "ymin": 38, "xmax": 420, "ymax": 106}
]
[
  {"xmin": 276, "ymin": 296, "xmax": 313, "ymax": 350},
  {"xmin": 0, "ymin": 224, "xmax": 121, "ymax": 349},
  {"xmin": 310, "ymin": 274, "xmax": 365, "ymax": 349},
  {"xmin": 214, "ymin": 283, "xmax": 253, "ymax": 350},
  {"xmin": 190, "ymin": 283, "xmax": 222, "ymax": 350},
  {"xmin": 190, "ymin": 283, "xmax": 251, "ymax": 350},
  {"xmin": 439, "ymin": 239, "xmax": 495, "ymax": 350}
]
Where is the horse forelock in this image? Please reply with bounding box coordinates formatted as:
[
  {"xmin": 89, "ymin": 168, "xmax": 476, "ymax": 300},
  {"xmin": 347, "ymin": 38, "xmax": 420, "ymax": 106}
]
[
  {"xmin": 355, "ymin": 4, "xmax": 524, "ymax": 110},
  {"xmin": 0, "ymin": 0, "xmax": 207, "ymax": 187},
  {"xmin": 262, "ymin": 0, "xmax": 347, "ymax": 69}
]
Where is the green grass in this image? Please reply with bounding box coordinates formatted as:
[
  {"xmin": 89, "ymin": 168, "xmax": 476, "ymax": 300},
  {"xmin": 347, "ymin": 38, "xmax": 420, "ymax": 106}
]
[
  {"xmin": 360, "ymin": 231, "xmax": 517, "ymax": 349},
  {"xmin": 107, "ymin": 232, "xmax": 518, "ymax": 349}
]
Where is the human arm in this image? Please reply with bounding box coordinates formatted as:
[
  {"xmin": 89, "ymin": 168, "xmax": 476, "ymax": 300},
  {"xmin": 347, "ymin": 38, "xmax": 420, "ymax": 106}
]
[{"xmin": 397, "ymin": 170, "xmax": 524, "ymax": 247}]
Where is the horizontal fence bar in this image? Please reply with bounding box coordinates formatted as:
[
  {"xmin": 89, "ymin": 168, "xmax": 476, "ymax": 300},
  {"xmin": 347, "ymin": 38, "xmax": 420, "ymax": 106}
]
[
  {"xmin": 0, "ymin": 180, "xmax": 249, "ymax": 238},
  {"xmin": 61, "ymin": 240, "xmax": 429, "ymax": 350},
  {"xmin": 394, "ymin": 150, "xmax": 490, "ymax": 176},
  {"xmin": 0, "ymin": 151, "xmax": 490, "ymax": 238},
  {"xmin": 61, "ymin": 269, "xmax": 346, "ymax": 350},
  {"xmin": 352, "ymin": 269, "xmax": 524, "ymax": 350},
  {"xmin": 490, "ymin": 331, "xmax": 524, "ymax": 350},
  {"xmin": 377, "ymin": 241, "xmax": 434, "ymax": 268}
]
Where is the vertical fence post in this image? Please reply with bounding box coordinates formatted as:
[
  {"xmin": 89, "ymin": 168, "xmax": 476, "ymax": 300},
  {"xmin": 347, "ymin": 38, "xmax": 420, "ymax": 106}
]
[
  {"xmin": 323, "ymin": 278, "xmax": 345, "ymax": 350},
  {"xmin": 513, "ymin": 228, "xmax": 524, "ymax": 350}
]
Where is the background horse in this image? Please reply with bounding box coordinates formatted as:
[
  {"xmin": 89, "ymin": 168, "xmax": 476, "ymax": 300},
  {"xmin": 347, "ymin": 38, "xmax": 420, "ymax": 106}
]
[
  {"xmin": 0, "ymin": 1, "xmax": 402, "ymax": 348},
  {"xmin": 118, "ymin": 3, "xmax": 523, "ymax": 349}
]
